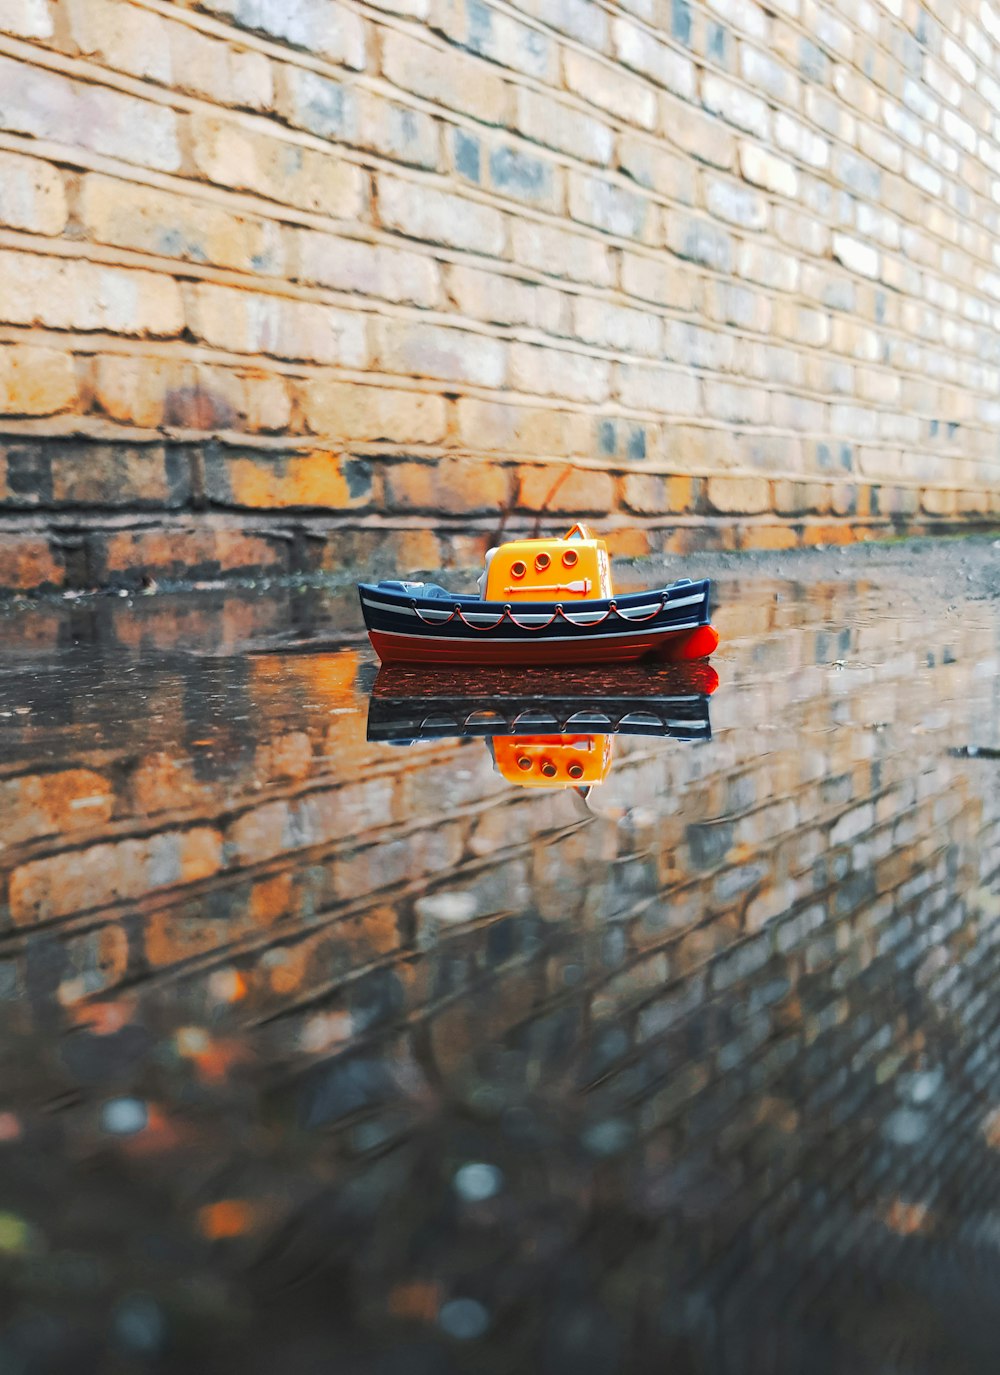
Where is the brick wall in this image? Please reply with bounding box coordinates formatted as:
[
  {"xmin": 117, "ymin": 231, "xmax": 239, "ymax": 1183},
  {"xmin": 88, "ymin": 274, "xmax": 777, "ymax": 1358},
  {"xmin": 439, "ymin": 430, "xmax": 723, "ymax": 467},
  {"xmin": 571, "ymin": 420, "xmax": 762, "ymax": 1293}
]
[{"xmin": 1, "ymin": 0, "xmax": 999, "ymax": 593}]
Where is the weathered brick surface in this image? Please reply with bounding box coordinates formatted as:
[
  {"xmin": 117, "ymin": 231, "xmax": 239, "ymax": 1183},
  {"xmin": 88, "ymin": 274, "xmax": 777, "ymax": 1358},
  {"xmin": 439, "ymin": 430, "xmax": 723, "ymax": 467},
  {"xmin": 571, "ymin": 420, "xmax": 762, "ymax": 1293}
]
[{"xmin": 0, "ymin": 0, "xmax": 997, "ymax": 590}]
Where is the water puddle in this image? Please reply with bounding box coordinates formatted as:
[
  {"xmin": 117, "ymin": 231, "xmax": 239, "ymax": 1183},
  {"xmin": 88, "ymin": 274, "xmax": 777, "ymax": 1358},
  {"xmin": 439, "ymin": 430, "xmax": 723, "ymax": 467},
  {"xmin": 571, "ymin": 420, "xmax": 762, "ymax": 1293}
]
[{"xmin": 0, "ymin": 540, "xmax": 998, "ymax": 1373}]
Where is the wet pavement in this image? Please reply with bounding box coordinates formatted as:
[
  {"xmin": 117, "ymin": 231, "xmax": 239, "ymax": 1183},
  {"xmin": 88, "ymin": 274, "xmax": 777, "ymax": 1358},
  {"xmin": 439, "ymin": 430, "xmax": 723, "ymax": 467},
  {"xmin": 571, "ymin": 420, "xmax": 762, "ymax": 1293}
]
[{"xmin": 0, "ymin": 537, "xmax": 998, "ymax": 1374}]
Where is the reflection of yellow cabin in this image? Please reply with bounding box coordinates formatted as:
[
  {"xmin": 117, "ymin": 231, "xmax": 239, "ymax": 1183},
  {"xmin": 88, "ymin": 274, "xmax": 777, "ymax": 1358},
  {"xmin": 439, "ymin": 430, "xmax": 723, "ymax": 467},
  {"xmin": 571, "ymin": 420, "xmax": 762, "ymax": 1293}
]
[
  {"xmin": 492, "ymin": 734, "xmax": 613, "ymax": 788},
  {"xmin": 482, "ymin": 524, "xmax": 613, "ymax": 602}
]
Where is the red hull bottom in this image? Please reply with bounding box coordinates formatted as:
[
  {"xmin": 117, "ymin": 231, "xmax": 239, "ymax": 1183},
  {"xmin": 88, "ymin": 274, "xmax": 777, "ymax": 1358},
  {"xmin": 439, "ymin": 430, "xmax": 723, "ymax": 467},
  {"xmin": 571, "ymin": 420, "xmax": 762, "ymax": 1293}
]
[{"xmin": 369, "ymin": 623, "xmax": 720, "ymax": 667}]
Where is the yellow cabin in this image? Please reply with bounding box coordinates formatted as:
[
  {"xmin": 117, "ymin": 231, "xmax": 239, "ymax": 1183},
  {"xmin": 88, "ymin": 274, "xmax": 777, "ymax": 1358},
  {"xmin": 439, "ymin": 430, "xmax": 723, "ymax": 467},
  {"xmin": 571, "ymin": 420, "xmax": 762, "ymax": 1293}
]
[
  {"xmin": 479, "ymin": 524, "xmax": 613, "ymax": 602},
  {"xmin": 492, "ymin": 733, "xmax": 613, "ymax": 788}
]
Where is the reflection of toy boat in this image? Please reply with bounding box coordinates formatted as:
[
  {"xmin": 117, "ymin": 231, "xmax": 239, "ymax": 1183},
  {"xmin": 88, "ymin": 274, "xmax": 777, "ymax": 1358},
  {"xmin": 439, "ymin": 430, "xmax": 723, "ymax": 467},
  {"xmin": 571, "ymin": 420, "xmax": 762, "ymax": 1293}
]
[
  {"xmin": 367, "ymin": 663, "xmax": 717, "ymax": 788},
  {"xmin": 368, "ymin": 663, "xmax": 718, "ymax": 741},
  {"xmin": 359, "ymin": 524, "xmax": 718, "ymax": 667}
]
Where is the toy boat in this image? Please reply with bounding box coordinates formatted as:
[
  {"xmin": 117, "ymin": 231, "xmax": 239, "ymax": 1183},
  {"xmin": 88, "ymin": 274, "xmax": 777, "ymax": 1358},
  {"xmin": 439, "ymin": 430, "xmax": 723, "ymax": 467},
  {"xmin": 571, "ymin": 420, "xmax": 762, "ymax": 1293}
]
[
  {"xmin": 358, "ymin": 524, "xmax": 719, "ymax": 667},
  {"xmin": 367, "ymin": 662, "xmax": 717, "ymax": 790}
]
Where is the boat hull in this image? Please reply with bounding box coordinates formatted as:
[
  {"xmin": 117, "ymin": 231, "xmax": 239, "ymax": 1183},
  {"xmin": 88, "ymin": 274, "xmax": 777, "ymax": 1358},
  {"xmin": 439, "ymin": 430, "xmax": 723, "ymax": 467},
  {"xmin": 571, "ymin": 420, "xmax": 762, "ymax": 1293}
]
[
  {"xmin": 368, "ymin": 622, "xmax": 717, "ymax": 666},
  {"xmin": 359, "ymin": 579, "xmax": 716, "ymax": 667}
]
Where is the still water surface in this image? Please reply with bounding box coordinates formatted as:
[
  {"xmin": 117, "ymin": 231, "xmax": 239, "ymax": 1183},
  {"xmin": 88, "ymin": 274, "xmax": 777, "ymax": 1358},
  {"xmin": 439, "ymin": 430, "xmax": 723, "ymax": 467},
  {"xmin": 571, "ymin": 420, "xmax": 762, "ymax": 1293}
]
[{"xmin": 0, "ymin": 540, "xmax": 998, "ymax": 1374}]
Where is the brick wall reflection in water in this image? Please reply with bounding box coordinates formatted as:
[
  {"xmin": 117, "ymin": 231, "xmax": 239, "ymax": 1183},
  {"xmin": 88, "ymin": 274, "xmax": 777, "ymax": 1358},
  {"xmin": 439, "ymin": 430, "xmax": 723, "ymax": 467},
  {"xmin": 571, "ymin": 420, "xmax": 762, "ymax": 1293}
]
[{"xmin": 0, "ymin": 556, "xmax": 999, "ymax": 1372}]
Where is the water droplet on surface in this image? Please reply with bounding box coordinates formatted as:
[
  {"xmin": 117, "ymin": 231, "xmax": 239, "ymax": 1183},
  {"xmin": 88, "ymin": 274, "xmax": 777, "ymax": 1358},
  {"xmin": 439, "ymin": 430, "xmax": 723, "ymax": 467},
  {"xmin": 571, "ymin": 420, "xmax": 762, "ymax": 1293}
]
[
  {"xmin": 453, "ymin": 1162, "xmax": 503, "ymax": 1202},
  {"xmin": 100, "ymin": 1098, "xmax": 148, "ymax": 1136},
  {"xmin": 439, "ymin": 1298, "xmax": 489, "ymax": 1340},
  {"xmin": 581, "ymin": 1118, "xmax": 633, "ymax": 1157},
  {"xmin": 114, "ymin": 1295, "xmax": 165, "ymax": 1353},
  {"xmin": 885, "ymin": 1108, "xmax": 928, "ymax": 1145}
]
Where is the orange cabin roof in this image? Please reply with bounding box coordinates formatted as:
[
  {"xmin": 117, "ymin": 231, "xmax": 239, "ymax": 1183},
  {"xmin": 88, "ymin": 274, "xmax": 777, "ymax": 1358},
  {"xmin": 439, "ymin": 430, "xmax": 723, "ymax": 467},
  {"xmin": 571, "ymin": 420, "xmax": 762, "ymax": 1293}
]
[{"xmin": 483, "ymin": 524, "xmax": 613, "ymax": 602}]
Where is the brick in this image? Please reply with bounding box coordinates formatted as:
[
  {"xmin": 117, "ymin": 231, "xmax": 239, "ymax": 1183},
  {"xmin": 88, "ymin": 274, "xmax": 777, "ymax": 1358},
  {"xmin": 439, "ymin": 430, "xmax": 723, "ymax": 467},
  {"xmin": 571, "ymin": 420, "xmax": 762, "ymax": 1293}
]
[
  {"xmin": 707, "ymin": 0, "xmax": 768, "ymax": 38},
  {"xmin": 53, "ymin": 443, "xmax": 189, "ymax": 507},
  {"xmin": 0, "ymin": 534, "xmax": 62, "ymax": 591},
  {"xmin": 568, "ymin": 172, "xmax": 654, "ymax": 241},
  {"xmin": 432, "ymin": 0, "xmax": 555, "ymax": 79},
  {"xmin": 80, "ymin": 175, "xmax": 285, "ymax": 276},
  {"xmin": 295, "ymin": 230, "xmax": 440, "ymax": 307},
  {"xmin": 705, "ymin": 380, "xmax": 770, "ymax": 424},
  {"xmin": 666, "ymin": 214, "xmax": 735, "ymax": 272},
  {"xmin": 706, "ymin": 280, "xmax": 772, "ymax": 330},
  {"xmin": 65, "ymin": 0, "xmax": 171, "ymax": 84},
  {"xmin": 0, "ymin": 769, "xmax": 112, "ymax": 848},
  {"xmin": 9, "ymin": 828, "xmax": 223, "ymax": 924},
  {"xmin": 832, "ymin": 234, "xmax": 880, "ymax": 279},
  {"xmin": 94, "ymin": 355, "xmax": 178, "ymax": 429},
  {"xmin": 705, "ymin": 177, "xmax": 768, "ymax": 229},
  {"xmin": 386, "ymin": 456, "xmax": 508, "ymax": 512},
  {"xmin": 0, "ymin": 251, "xmax": 184, "ymax": 337},
  {"xmin": 707, "ymin": 475, "xmax": 771, "ymax": 512},
  {"xmin": 277, "ymin": 66, "xmax": 358, "ymax": 141},
  {"xmin": 303, "ymin": 380, "xmax": 447, "ymax": 442},
  {"xmin": 618, "ymin": 134, "xmax": 697, "ymax": 203},
  {"xmin": 0, "ymin": 344, "xmax": 77, "ymax": 417},
  {"xmin": 199, "ymin": 0, "xmax": 365, "ymax": 69},
  {"xmin": 510, "ymin": 220, "xmax": 614, "ymax": 287},
  {"xmin": 702, "ymin": 74, "xmax": 770, "ymax": 138},
  {"xmin": 0, "ymin": 0, "xmax": 52, "ymax": 36},
  {"xmin": 621, "ymin": 251, "xmax": 699, "ymax": 310},
  {"xmin": 737, "ymin": 241, "xmax": 801, "ymax": 291},
  {"xmin": 739, "ymin": 43, "xmax": 799, "ymax": 102},
  {"xmin": 446, "ymin": 264, "xmax": 567, "ymax": 331},
  {"xmin": 573, "ymin": 297, "xmax": 662, "ymax": 355},
  {"xmin": 665, "ymin": 319, "xmax": 736, "ymax": 370},
  {"xmin": 509, "ymin": 0, "xmax": 607, "ymax": 46},
  {"xmin": 489, "ymin": 141, "xmax": 560, "ymax": 209},
  {"xmin": 740, "ymin": 144, "xmax": 798, "ymax": 197},
  {"xmin": 190, "ymin": 116, "xmax": 367, "ymax": 220},
  {"xmin": 662, "ymin": 96, "xmax": 737, "ymax": 168},
  {"xmin": 168, "ymin": 20, "xmax": 272, "ymax": 110},
  {"xmin": 358, "ymin": 91, "xmax": 441, "ymax": 171},
  {"xmin": 456, "ymin": 398, "xmax": 591, "ymax": 456},
  {"xmin": 774, "ymin": 111, "xmax": 829, "ymax": 168},
  {"xmin": 380, "ymin": 28, "xmax": 507, "ymax": 124},
  {"xmin": 208, "ymin": 450, "xmax": 373, "ymax": 509},
  {"xmin": 564, "ymin": 48, "xmax": 658, "ymax": 130},
  {"xmin": 0, "ymin": 151, "xmax": 66, "ymax": 235},
  {"xmin": 515, "ymin": 463, "xmax": 616, "ymax": 513},
  {"xmin": 190, "ymin": 284, "xmax": 368, "ymax": 366},
  {"xmin": 513, "ymin": 88, "xmax": 614, "ymax": 166},
  {"xmin": 377, "ymin": 174, "xmax": 505, "ymax": 255},
  {"xmin": 114, "ymin": 528, "xmax": 278, "ymax": 595},
  {"xmin": 0, "ymin": 55, "xmax": 180, "ymax": 172},
  {"xmin": 621, "ymin": 473, "xmax": 693, "ymax": 513},
  {"xmin": 376, "ymin": 318, "xmax": 506, "ymax": 388},
  {"xmin": 510, "ymin": 343, "xmax": 611, "ymax": 402},
  {"xmin": 612, "ymin": 16, "xmax": 697, "ymax": 98},
  {"xmin": 617, "ymin": 362, "xmax": 701, "ymax": 414}
]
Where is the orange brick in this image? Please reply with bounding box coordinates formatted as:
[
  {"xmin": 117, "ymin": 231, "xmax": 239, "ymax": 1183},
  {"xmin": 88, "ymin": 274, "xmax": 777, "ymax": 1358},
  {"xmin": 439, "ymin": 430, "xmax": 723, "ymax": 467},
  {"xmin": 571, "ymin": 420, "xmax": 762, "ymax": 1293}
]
[
  {"xmin": 0, "ymin": 344, "xmax": 77, "ymax": 416},
  {"xmin": 303, "ymin": 380, "xmax": 446, "ymax": 443},
  {"xmin": 0, "ymin": 150, "xmax": 67, "ymax": 234},
  {"xmin": 516, "ymin": 464, "xmax": 617, "ymax": 515},
  {"xmin": 604, "ymin": 526, "xmax": 651, "ymax": 557},
  {"xmin": 802, "ymin": 523, "xmax": 857, "ymax": 546},
  {"xmin": 0, "ymin": 535, "xmax": 62, "ymax": 591},
  {"xmin": 190, "ymin": 114, "xmax": 367, "ymax": 220},
  {"xmin": 81, "ymin": 174, "xmax": 285, "ymax": 275},
  {"xmin": 706, "ymin": 476, "xmax": 771, "ymax": 514},
  {"xmin": 101, "ymin": 529, "xmax": 284, "ymax": 580},
  {"xmin": 385, "ymin": 458, "xmax": 509, "ymax": 514},
  {"xmin": 1, "ymin": 769, "xmax": 113, "ymax": 848},
  {"xmin": 739, "ymin": 524, "xmax": 799, "ymax": 551},
  {"xmin": 9, "ymin": 827, "xmax": 223, "ymax": 925},
  {"xmin": 213, "ymin": 452, "xmax": 373, "ymax": 509}
]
